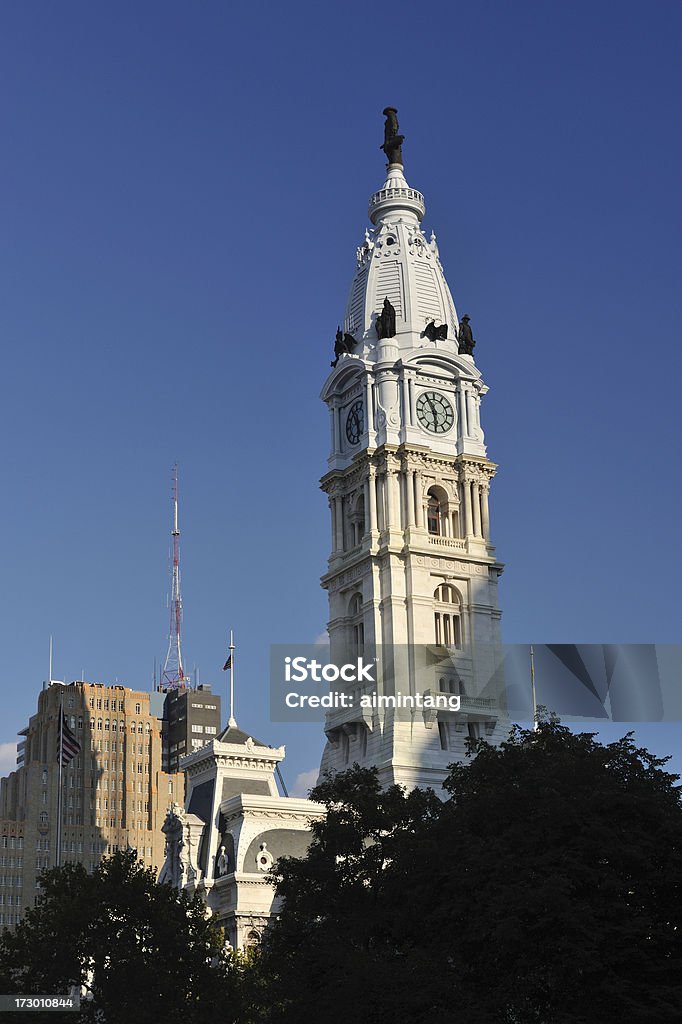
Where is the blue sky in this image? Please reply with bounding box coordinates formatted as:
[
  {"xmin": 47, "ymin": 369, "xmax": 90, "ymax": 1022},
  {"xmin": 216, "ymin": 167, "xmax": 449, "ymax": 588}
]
[{"xmin": 0, "ymin": 1, "xmax": 680, "ymax": 791}]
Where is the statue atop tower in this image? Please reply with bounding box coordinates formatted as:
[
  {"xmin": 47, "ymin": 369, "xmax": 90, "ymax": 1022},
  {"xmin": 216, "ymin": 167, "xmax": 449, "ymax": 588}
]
[{"xmin": 380, "ymin": 106, "xmax": 405, "ymax": 166}]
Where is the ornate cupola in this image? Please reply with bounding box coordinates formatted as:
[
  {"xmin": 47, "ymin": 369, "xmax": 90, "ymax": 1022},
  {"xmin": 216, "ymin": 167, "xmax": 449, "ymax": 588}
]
[
  {"xmin": 319, "ymin": 108, "xmax": 508, "ymax": 793},
  {"xmin": 342, "ymin": 108, "xmax": 459, "ymax": 363}
]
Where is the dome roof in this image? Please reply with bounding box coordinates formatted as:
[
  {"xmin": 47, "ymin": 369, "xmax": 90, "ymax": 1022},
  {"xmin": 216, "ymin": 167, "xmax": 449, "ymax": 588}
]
[{"xmin": 343, "ymin": 162, "xmax": 460, "ymax": 359}]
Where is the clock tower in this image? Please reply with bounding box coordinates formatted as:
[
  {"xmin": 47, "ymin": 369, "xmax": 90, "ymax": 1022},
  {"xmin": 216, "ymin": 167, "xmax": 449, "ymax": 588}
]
[{"xmin": 318, "ymin": 109, "xmax": 509, "ymax": 791}]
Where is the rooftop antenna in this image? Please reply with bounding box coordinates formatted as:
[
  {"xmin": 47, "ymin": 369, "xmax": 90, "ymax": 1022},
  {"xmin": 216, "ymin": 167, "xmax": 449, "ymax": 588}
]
[
  {"xmin": 161, "ymin": 464, "xmax": 186, "ymax": 689},
  {"xmin": 44, "ymin": 635, "xmax": 53, "ymax": 690},
  {"xmin": 530, "ymin": 644, "xmax": 538, "ymax": 732}
]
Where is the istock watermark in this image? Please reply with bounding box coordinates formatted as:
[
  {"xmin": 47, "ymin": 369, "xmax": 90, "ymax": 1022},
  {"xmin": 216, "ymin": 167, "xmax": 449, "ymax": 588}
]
[
  {"xmin": 270, "ymin": 644, "xmax": 682, "ymax": 725},
  {"xmin": 271, "ymin": 645, "xmax": 469, "ymax": 722}
]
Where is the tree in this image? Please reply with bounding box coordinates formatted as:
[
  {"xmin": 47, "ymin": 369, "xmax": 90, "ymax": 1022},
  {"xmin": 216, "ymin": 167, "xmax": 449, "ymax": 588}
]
[
  {"xmin": 0, "ymin": 849, "xmax": 234, "ymax": 1024},
  {"xmin": 253, "ymin": 721, "xmax": 682, "ymax": 1024}
]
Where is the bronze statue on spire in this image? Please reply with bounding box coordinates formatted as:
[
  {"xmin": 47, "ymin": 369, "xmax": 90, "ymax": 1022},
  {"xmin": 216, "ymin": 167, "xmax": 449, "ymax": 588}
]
[{"xmin": 381, "ymin": 107, "xmax": 405, "ymax": 165}]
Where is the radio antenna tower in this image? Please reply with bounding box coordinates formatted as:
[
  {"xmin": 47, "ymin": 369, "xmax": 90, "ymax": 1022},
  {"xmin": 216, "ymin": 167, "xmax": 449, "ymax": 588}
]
[{"xmin": 161, "ymin": 464, "xmax": 186, "ymax": 689}]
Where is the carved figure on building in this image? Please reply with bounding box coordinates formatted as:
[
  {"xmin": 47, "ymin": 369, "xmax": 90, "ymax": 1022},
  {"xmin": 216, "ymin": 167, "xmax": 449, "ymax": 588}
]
[
  {"xmin": 216, "ymin": 845, "xmax": 230, "ymax": 877},
  {"xmin": 457, "ymin": 314, "xmax": 476, "ymax": 356},
  {"xmin": 159, "ymin": 806, "xmax": 185, "ymax": 888},
  {"xmin": 331, "ymin": 327, "xmax": 357, "ymax": 367},
  {"xmin": 159, "ymin": 803, "xmax": 199, "ymax": 888},
  {"xmin": 380, "ymin": 107, "xmax": 405, "ymax": 165},
  {"xmin": 375, "ymin": 297, "xmax": 397, "ymax": 340},
  {"xmin": 424, "ymin": 320, "xmax": 448, "ymax": 343}
]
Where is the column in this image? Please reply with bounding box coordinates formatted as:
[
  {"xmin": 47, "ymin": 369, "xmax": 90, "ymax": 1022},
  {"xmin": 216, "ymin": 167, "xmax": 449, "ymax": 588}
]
[
  {"xmin": 472, "ymin": 483, "xmax": 482, "ymax": 538},
  {"xmin": 464, "ymin": 387, "xmax": 473, "ymax": 437},
  {"xmin": 365, "ymin": 378, "xmax": 374, "ymax": 435},
  {"xmin": 367, "ymin": 469, "xmax": 377, "ymax": 533},
  {"xmin": 405, "ymin": 468, "xmax": 415, "ymax": 526},
  {"xmin": 481, "ymin": 484, "xmax": 490, "ymax": 540},
  {"xmin": 384, "ymin": 470, "xmax": 395, "ymax": 528},
  {"xmin": 415, "ymin": 470, "xmax": 424, "ymax": 528},
  {"xmin": 334, "ymin": 496, "xmax": 344, "ymax": 551},
  {"xmin": 407, "ymin": 375, "xmax": 416, "ymax": 427},
  {"xmin": 463, "ymin": 478, "xmax": 473, "ymax": 536},
  {"xmin": 330, "ymin": 498, "xmax": 337, "ymax": 553},
  {"xmin": 457, "ymin": 386, "xmax": 468, "ymax": 437},
  {"xmin": 329, "ymin": 408, "xmax": 338, "ymax": 454}
]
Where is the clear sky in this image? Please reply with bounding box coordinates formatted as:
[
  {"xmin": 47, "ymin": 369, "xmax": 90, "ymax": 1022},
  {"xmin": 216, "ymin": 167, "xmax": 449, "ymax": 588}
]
[{"xmin": 0, "ymin": 1, "xmax": 680, "ymax": 792}]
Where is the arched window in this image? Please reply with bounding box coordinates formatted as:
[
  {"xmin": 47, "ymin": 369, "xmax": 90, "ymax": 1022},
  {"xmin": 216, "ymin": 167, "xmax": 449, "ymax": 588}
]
[
  {"xmin": 427, "ymin": 493, "xmax": 441, "ymax": 535},
  {"xmin": 349, "ymin": 593, "xmax": 364, "ymax": 655},
  {"xmin": 434, "ymin": 584, "xmax": 462, "ymax": 649}
]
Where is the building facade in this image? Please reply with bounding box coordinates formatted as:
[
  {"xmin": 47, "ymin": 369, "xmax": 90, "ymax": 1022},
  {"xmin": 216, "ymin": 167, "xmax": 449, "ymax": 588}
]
[
  {"xmin": 158, "ymin": 723, "xmax": 322, "ymax": 949},
  {"xmin": 318, "ymin": 111, "xmax": 509, "ymax": 790},
  {"xmin": 0, "ymin": 681, "xmax": 181, "ymax": 927},
  {"xmin": 162, "ymin": 684, "xmax": 221, "ymax": 773}
]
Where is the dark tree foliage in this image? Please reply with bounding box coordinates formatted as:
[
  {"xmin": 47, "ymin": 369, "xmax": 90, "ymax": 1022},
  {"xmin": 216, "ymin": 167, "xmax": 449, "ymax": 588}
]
[
  {"xmin": 0, "ymin": 849, "xmax": 234, "ymax": 1024},
  {"xmin": 252, "ymin": 720, "xmax": 682, "ymax": 1024}
]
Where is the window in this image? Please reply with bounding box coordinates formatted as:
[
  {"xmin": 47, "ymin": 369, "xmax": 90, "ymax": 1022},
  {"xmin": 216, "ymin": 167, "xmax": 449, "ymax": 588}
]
[
  {"xmin": 138, "ymin": 722, "xmax": 143, "ymax": 734},
  {"xmin": 191, "ymin": 725, "xmax": 204, "ymax": 734},
  {"xmin": 205, "ymin": 726, "xmax": 217, "ymax": 735},
  {"xmin": 130, "ymin": 722, "xmax": 136, "ymax": 734},
  {"xmin": 349, "ymin": 593, "xmax": 364, "ymax": 655},
  {"xmin": 135, "ymin": 703, "xmax": 141, "ymax": 715},
  {"xmin": 434, "ymin": 584, "xmax": 462, "ymax": 649},
  {"xmin": 104, "ymin": 699, "xmax": 109, "ymax": 711},
  {"xmin": 349, "ymin": 493, "xmax": 366, "ymax": 546},
  {"xmin": 427, "ymin": 492, "xmax": 441, "ymax": 535}
]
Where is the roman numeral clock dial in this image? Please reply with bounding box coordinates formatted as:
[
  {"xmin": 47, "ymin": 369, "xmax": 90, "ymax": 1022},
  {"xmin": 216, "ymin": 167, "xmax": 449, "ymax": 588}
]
[
  {"xmin": 345, "ymin": 400, "xmax": 364, "ymax": 445},
  {"xmin": 416, "ymin": 390, "xmax": 454, "ymax": 434}
]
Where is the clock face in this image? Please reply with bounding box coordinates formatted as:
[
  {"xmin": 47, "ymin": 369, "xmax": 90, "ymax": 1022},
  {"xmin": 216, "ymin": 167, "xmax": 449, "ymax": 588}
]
[
  {"xmin": 416, "ymin": 391, "xmax": 454, "ymax": 434},
  {"xmin": 345, "ymin": 400, "xmax": 364, "ymax": 445}
]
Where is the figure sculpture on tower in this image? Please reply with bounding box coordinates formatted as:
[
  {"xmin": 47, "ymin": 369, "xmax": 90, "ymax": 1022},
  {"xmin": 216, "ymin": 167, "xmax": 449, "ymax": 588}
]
[
  {"xmin": 458, "ymin": 314, "xmax": 476, "ymax": 355},
  {"xmin": 375, "ymin": 297, "xmax": 397, "ymax": 340},
  {"xmin": 380, "ymin": 107, "xmax": 405, "ymax": 165}
]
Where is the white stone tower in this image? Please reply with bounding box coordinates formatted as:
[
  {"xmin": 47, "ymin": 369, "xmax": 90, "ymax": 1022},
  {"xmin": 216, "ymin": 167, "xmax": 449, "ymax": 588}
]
[{"xmin": 318, "ymin": 109, "xmax": 508, "ymax": 791}]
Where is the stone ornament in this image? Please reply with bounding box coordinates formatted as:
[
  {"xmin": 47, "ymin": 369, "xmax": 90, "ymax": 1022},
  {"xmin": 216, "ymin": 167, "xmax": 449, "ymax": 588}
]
[{"xmin": 256, "ymin": 842, "xmax": 274, "ymax": 872}]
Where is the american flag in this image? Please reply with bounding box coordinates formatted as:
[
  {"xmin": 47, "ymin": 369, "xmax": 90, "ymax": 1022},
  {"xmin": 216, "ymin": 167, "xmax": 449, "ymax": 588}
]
[{"xmin": 58, "ymin": 714, "xmax": 81, "ymax": 767}]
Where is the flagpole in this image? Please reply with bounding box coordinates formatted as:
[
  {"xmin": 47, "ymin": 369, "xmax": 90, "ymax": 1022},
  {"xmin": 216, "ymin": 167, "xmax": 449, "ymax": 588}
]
[
  {"xmin": 530, "ymin": 644, "xmax": 538, "ymax": 732},
  {"xmin": 229, "ymin": 630, "xmax": 236, "ymax": 727},
  {"xmin": 56, "ymin": 688, "xmax": 63, "ymax": 868}
]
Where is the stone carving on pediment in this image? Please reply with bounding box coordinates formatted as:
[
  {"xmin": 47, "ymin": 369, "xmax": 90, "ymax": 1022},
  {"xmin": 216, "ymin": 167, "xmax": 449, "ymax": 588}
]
[
  {"xmin": 356, "ymin": 228, "xmax": 374, "ymax": 266},
  {"xmin": 159, "ymin": 803, "xmax": 201, "ymax": 890},
  {"xmin": 406, "ymin": 229, "xmax": 432, "ymax": 259}
]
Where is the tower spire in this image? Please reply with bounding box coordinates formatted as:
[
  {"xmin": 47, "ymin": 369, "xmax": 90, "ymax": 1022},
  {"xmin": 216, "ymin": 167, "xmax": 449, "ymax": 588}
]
[{"xmin": 161, "ymin": 464, "xmax": 185, "ymax": 689}]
